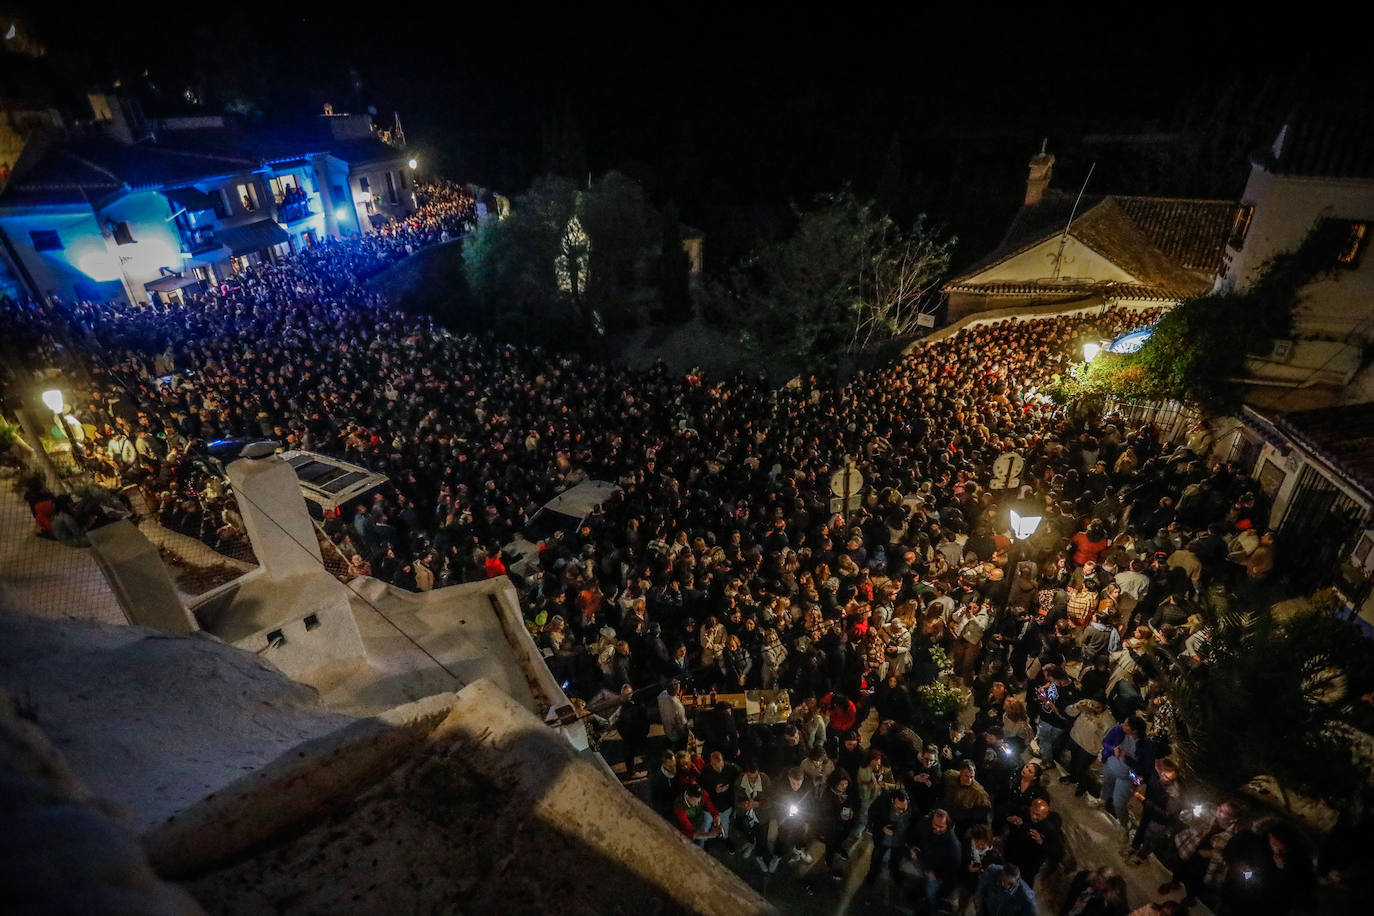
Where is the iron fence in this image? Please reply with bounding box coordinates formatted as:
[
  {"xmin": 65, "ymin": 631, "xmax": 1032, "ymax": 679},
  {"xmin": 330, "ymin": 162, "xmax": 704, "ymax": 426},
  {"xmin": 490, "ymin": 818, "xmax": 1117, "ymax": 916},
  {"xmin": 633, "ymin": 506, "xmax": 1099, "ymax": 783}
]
[{"xmin": 1102, "ymin": 396, "xmax": 1201, "ymax": 445}]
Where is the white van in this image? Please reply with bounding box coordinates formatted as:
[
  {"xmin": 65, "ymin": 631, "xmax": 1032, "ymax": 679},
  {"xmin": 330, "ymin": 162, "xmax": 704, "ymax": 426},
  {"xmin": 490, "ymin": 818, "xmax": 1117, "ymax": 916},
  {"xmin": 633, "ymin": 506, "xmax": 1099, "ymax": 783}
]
[{"xmin": 502, "ymin": 479, "xmax": 619, "ymax": 576}]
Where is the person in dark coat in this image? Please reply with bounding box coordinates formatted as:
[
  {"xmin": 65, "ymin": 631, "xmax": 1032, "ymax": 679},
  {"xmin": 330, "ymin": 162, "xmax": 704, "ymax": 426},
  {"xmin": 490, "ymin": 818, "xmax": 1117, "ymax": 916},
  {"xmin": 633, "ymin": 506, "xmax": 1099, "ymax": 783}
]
[
  {"xmin": 1003, "ymin": 798, "xmax": 1063, "ymax": 886},
  {"xmin": 614, "ymin": 684, "xmax": 651, "ymax": 778},
  {"xmin": 875, "ymin": 672, "xmax": 916, "ymax": 726},
  {"xmin": 974, "ymin": 862, "xmax": 1038, "ymax": 916},
  {"xmin": 865, "ymin": 789, "xmax": 915, "ymax": 886},
  {"xmin": 912, "ymin": 808, "xmax": 963, "ymax": 910}
]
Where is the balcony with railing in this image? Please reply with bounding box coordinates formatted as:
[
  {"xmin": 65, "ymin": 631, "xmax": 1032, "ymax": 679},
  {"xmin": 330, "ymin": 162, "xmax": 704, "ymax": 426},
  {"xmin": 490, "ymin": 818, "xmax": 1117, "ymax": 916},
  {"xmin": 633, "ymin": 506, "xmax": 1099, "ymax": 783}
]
[{"xmin": 277, "ymin": 199, "xmax": 314, "ymax": 224}]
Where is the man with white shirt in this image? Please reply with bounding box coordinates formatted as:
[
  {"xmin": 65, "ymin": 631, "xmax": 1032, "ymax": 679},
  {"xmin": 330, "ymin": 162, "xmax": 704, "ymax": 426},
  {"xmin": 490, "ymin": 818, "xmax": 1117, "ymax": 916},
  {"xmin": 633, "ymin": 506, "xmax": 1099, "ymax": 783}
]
[
  {"xmin": 657, "ymin": 679, "xmax": 688, "ymax": 749},
  {"xmin": 951, "ymin": 600, "xmax": 990, "ymax": 679},
  {"xmin": 1113, "ymin": 558, "xmax": 1150, "ymax": 626}
]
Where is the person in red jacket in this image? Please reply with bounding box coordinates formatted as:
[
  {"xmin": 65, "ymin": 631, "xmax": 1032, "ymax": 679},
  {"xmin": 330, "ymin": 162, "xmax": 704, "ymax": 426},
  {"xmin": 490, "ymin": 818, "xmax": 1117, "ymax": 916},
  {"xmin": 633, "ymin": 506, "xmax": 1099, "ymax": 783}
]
[
  {"xmin": 823, "ymin": 691, "xmax": 859, "ymax": 746},
  {"xmin": 483, "ymin": 547, "xmax": 507, "ymax": 579},
  {"xmin": 671, "ymin": 781, "xmax": 722, "ymax": 846},
  {"xmin": 1070, "ymin": 522, "xmax": 1109, "ymax": 568}
]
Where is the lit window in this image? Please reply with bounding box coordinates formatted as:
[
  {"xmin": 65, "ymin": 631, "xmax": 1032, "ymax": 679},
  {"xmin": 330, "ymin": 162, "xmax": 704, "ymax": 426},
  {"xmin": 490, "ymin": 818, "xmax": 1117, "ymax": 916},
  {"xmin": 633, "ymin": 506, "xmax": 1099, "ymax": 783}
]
[
  {"xmin": 269, "ymin": 175, "xmax": 299, "ymax": 204},
  {"xmin": 29, "ymin": 229, "xmax": 62, "ymax": 251},
  {"xmin": 236, "ymin": 182, "xmax": 260, "ymax": 212},
  {"xmin": 1335, "ymin": 221, "xmax": 1369, "ymax": 268},
  {"xmin": 1228, "ymin": 204, "xmax": 1254, "ymax": 250}
]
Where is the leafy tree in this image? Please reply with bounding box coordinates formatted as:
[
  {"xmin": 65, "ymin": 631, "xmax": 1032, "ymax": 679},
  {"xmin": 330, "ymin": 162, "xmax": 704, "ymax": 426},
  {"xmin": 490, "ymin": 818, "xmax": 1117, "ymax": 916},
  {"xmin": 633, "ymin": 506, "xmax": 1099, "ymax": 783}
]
[
  {"xmin": 851, "ymin": 213, "xmax": 954, "ymax": 352},
  {"xmin": 578, "ymin": 171, "xmax": 658, "ymax": 329},
  {"xmin": 462, "ymin": 174, "xmax": 578, "ymax": 344},
  {"xmin": 1055, "ymin": 226, "xmax": 1337, "ymax": 410},
  {"xmin": 1167, "ymin": 607, "xmax": 1372, "ymax": 810},
  {"xmin": 713, "ymin": 190, "xmax": 953, "ymax": 372},
  {"xmin": 463, "ymin": 172, "xmax": 673, "ymax": 343}
]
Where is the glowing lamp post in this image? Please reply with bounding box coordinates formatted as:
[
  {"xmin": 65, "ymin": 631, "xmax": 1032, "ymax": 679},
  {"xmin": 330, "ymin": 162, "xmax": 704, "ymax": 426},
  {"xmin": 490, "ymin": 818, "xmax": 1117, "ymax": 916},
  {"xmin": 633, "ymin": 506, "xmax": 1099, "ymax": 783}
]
[
  {"xmin": 1082, "ymin": 341, "xmax": 1102, "ymax": 363},
  {"xmin": 1007, "ymin": 492, "xmax": 1043, "ymax": 542},
  {"xmin": 407, "ymin": 157, "xmax": 418, "ymax": 171},
  {"xmin": 40, "ymin": 388, "xmax": 83, "ymax": 461}
]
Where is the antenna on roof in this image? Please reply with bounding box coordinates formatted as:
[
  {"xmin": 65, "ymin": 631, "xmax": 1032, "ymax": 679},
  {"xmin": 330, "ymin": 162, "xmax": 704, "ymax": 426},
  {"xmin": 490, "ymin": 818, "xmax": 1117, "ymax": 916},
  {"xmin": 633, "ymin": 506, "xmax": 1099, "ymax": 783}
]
[
  {"xmin": 1040, "ymin": 137, "xmax": 1048, "ymax": 154},
  {"xmin": 1051, "ymin": 162, "xmax": 1095, "ymax": 280}
]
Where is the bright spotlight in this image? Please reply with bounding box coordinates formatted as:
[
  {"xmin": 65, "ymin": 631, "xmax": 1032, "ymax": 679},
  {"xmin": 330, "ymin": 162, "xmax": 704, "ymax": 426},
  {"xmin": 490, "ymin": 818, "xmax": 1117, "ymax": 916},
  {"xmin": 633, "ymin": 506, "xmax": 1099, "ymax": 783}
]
[
  {"xmin": 1082, "ymin": 342, "xmax": 1101, "ymax": 363},
  {"xmin": 41, "ymin": 389, "xmax": 64, "ymax": 413}
]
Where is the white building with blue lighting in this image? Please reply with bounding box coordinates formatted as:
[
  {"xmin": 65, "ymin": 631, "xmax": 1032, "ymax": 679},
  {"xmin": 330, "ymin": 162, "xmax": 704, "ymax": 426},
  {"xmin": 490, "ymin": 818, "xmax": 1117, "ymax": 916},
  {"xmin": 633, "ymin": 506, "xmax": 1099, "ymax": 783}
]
[{"xmin": 0, "ymin": 96, "xmax": 417, "ymax": 306}]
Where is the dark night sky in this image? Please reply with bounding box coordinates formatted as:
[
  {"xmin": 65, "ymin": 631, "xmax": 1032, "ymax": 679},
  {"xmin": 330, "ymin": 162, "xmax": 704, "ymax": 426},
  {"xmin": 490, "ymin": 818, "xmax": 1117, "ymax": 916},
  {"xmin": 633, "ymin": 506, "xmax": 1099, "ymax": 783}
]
[{"xmin": 7, "ymin": 7, "xmax": 1371, "ymax": 262}]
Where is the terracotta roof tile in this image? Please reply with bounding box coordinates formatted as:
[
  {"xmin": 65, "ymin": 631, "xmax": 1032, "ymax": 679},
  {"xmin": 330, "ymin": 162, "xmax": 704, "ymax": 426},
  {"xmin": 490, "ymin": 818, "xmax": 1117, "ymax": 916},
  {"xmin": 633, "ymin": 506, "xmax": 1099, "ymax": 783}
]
[
  {"xmin": 945, "ymin": 194, "xmax": 1237, "ymax": 298},
  {"xmin": 1112, "ymin": 197, "xmax": 1239, "ymax": 272},
  {"xmin": 1275, "ymin": 402, "xmax": 1374, "ymax": 496},
  {"xmin": 1260, "ymin": 110, "xmax": 1374, "ymax": 180}
]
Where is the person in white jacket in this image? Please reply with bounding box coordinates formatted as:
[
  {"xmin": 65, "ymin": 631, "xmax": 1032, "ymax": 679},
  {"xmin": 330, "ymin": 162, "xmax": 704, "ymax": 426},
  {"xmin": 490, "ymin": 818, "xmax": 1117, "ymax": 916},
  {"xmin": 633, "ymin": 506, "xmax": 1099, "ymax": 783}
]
[
  {"xmin": 761, "ymin": 629, "xmax": 788, "ymax": 689},
  {"xmin": 1060, "ymin": 698, "xmax": 1115, "ymax": 795},
  {"xmin": 658, "ymin": 679, "xmax": 689, "ymax": 750}
]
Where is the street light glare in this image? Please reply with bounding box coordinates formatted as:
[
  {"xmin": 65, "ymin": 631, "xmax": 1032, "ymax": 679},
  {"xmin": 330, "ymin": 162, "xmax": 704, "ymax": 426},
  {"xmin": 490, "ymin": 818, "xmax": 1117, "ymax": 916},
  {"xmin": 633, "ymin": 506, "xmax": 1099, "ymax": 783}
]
[
  {"xmin": 408, "ymin": 158, "xmax": 418, "ymax": 170},
  {"xmin": 1082, "ymin": 341, "xmax": 1101, "ymax": 363},
  {"xmin": 1009, "ymin": 507, "xmax": 1042, "ymax": 541},
  {"xmin": 41, "ymin": 389, "xmax": 64, "ymax": 413}
]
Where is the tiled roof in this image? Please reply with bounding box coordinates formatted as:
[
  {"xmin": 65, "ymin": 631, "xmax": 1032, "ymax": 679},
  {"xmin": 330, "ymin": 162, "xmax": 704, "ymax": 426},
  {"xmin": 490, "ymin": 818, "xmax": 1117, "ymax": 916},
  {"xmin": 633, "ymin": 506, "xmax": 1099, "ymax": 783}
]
[
  {"xmin": 1112, "ymin": 197, "xmax": 1239, "ymax": 272},
  {"xmin": 0, "ymin": 138, "xmax": 252, "ymax": 207},
  {"xmin": 945, "ymin": 193, "xmax": 1237, "ymax": 297},
  {"xmin": 1070, "ymin": 198, "xmax": 1215, "ymax": 297},
  {"xmin": 1273, "ymin": 402, "xmax": 1374, "ymax": 497},
  {"xmin": 1259, "ymin": 110, "xmax": 1374, "ymax": 180},
  {"xmin": 2, "ymin": 127, "xmax": 404, "ymax": 209},
  {"xmin": 943, "ymin": 279, "xmax": 1181, "ymax": 301}
]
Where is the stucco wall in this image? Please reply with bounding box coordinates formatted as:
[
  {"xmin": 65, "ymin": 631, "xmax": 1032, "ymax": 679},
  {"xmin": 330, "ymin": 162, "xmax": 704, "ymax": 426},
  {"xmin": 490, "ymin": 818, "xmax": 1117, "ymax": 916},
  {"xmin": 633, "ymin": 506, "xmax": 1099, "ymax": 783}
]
[
  {"xmin": 0, "ymin": 204, "xmax": 124, "ymax": 303},
  {"xmin": 98, "ymin": 190, "xmax": 186, "ymax": 301},
  {"xmin": 973, "ymin": 236, "xmax": 1140, "ymax": 285},
  {"xmin": 1225, "ymin": 166, "xmax": 1374, "ymax": 339}
]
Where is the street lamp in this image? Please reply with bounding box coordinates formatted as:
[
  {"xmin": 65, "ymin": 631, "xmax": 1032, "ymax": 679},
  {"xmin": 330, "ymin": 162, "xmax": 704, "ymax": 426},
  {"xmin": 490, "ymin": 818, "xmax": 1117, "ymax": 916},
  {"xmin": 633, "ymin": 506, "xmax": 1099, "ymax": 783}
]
[
  {"xmin": 1007, "ymin": 491, "xmax": 1043, "ymax": 541},
  {"xmin": 1082, "ymin": 341, "xmax": 1102, "ymax": 363},
  {"xmin": 407, "ymin": 157, "xmax": 418, "ymax": 171},
  {"xmin": 41, "ymin": 389, "xmax": 64, "ymax": 414}
]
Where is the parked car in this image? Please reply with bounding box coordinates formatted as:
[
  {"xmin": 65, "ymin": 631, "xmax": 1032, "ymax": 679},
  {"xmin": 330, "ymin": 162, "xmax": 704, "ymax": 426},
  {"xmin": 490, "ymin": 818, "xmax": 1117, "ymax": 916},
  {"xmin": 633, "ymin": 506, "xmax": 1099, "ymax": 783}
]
[{"xmin": 502, "ymin": 479, "xmax": 619, "ymax": 576}]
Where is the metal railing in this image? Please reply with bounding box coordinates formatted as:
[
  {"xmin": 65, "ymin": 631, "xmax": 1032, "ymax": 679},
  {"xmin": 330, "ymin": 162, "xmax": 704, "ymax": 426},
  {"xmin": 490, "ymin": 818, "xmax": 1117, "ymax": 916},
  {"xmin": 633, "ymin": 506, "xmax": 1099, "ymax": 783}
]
[
  {"xmin": 1102, "ymin": 395, "xmax": 1201, "ymax": 445},
  {"xmin": 277, "ymin": 201, "xmax": 313, "ymax": 223}
]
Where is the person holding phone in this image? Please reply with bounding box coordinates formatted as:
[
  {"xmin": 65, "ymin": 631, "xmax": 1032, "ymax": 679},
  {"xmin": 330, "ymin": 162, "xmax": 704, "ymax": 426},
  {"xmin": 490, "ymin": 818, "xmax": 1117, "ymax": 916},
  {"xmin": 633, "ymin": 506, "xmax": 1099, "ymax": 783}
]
[{"xmin": 1095, "ymin": 715, "xmax": 1154, "ymax": 824}]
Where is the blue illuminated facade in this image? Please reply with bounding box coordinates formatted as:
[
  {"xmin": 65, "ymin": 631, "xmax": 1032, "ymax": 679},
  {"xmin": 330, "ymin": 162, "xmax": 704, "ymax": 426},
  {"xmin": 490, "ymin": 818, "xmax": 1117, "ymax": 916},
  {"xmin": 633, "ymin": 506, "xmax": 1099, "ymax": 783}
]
[{"xmin": 0, "ymin": 99, "xmax": 415, "ymax": 306}]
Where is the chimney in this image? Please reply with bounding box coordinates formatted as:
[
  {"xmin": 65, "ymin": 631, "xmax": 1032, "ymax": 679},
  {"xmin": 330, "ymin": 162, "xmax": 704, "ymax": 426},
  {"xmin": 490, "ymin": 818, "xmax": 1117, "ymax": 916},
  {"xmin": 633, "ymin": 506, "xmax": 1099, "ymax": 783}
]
[
  {"xmin": 89, "ymin": 93, "xmax": 134, "ymax": 145},
  {"xmin": 1025, "ymin": 142, "xmax": 1055, "ymax": 207}
]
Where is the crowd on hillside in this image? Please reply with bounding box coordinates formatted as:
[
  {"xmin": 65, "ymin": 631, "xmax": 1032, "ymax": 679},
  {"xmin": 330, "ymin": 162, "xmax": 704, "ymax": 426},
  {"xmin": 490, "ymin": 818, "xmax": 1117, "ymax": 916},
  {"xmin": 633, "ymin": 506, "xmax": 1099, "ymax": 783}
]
[{"xmin": 3, "ymin": 180, "xmax": 1357, "ymax": 914}]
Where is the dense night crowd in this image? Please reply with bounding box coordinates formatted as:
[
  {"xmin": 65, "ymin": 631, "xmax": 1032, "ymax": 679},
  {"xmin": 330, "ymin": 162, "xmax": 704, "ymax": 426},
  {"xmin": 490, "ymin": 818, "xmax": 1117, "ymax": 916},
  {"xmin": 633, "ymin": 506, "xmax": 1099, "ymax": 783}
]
[{"xmin": 4, "ymin": 180, "xmax": 1352, "ymax": 914}]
